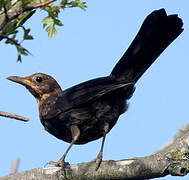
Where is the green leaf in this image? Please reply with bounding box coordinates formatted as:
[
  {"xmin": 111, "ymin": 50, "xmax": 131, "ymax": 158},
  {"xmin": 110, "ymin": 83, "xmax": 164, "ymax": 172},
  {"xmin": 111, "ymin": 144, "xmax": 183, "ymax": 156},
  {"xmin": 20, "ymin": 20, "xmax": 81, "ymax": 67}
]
[
  {"xmin": 46, "ymin": 24, "xmax": 57, "ymax": 39},
  {"xmin": 5, "ymin": 34, "xmax": 18, "ymax": 45},
  {"xmin": 70, "ymin": 1, "xmax": 87, "ymax": 10},
  {"xmin": 42, "ymin": 16, "xmax": 54, "ymax": 25},
  {"xmin": 5, "ymin": 38, "xmax": 15, "ymax": 45},
  {"xmin": 20, "ymin": 0, "xmax": 31, "ymax": 9},
  {"xmin": 16, "ymin": 44, "xmax": 31, "ymax": 62},
  {"xmin": 52, "ymin": 27, "xmax": 58, "ymax": 36},
  {"xmin": 4, "ymin": 22, "xmax": 17, "ymax": 35},
  {"xmin": 78, "ymin": 2, "xmax": 87, "ymax": 10},
  {"xmin": 42, "ymin": 16, "xmax": 63, "ymax": 38},
  {"xmin": 23, "ymin": 28, "xmax": 34, "ymax": 40},
  {"xmin": 60, "ymin": 0, "xmax": 69, "ymax": 6},
  {"xmin": 5, "ymin": 0, "xmax": 11, "ymax": 10},
  {"xmin": 49, "ymin": 6, "xmax": 60, "ymax": 17},
  {"xmin": 16, "ymin": 11, "xmax": 33, "ymax": 27},
  {"xmin": 0, "ymin": 0, "xmax": 12, "ymax": 10},
  {"xmin": 17, "ymin": 45, "xmax": 28, "ymax": 56},
  {"xmin": 54, "ymin": 19, "xmax": 63, "ymax": 26},
  {"xmin": 17, "ymin": 54, "xmax": 22, "ymax": 62},
  {"xmin": 0, "ymin": 0, "xmax": 4, "ymax": 11},
  {"xmin": 43, "ymin": 5, "xmax": 60, "ymax": 18},
  {"xmin": 24, "ymin": 34, "xmax": 33, "ymax": 40}
]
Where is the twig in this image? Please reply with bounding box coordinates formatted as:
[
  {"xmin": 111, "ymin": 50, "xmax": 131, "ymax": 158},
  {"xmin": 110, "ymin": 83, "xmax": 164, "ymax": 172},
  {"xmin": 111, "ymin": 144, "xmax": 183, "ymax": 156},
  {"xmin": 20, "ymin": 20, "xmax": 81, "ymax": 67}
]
[
  {"xmin": 10, "ymin": 158, "xmax": 20, "ymax": 174},
  {"xmin": 0, "ymin": 34, "xmax": 21, "ymax": 46},
  {"xmin": 3, "ymin": 2, "xmax": 9, "ymax": 21},
  {"xmin": 25, "ymin": 0, "xmax": 56, "ymax": 10},
  {"xmin": 2, "ymin": 0, "xmax": 57, "ymax": 27},
  {"xmin": 0, "ymin": 111, "xmax": 29, "ymax": 122}
]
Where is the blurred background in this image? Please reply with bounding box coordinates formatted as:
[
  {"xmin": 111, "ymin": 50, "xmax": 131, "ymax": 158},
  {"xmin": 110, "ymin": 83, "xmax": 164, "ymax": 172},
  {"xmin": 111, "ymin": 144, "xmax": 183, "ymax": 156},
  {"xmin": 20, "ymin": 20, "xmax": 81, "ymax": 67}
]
[{"xmin": 0, "ymin": 0, "xmax": 189, "ymax": 179}]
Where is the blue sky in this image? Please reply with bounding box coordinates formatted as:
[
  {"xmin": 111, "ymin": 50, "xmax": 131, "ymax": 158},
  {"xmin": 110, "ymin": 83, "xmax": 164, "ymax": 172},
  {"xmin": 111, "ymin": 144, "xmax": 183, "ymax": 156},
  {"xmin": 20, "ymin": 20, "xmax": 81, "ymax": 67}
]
[{"xmin": 0, "ymin": 0, "xmax": 189, "ymax": 179}]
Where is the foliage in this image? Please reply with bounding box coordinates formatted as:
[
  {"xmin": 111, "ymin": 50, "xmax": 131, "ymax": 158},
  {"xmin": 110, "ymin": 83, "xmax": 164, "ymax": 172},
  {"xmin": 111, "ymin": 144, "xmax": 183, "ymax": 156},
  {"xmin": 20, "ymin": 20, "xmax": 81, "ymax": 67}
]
[
  {"xmin": 4, "ymin": 26, "xmax": 33, "ymax": 62},
  {"xmin": 0, "ymin": 0, "xmax": 87, "ymax": 61}
]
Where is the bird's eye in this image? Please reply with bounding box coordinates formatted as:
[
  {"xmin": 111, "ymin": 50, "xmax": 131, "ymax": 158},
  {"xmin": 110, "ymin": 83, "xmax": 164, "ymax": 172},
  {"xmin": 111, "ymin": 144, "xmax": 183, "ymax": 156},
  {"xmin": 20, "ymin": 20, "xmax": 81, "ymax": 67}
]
[{"xmin": 36, "ymin": 76, "xmax": 43, "ymax": 83}]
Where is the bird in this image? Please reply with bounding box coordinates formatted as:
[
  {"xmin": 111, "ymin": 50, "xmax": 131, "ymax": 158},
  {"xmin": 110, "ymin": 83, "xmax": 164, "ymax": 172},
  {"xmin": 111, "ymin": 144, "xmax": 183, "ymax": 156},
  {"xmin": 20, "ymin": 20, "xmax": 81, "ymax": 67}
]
[{"xmin": 7, "ymin": 8, "xmax": 183, "ymax": 170}]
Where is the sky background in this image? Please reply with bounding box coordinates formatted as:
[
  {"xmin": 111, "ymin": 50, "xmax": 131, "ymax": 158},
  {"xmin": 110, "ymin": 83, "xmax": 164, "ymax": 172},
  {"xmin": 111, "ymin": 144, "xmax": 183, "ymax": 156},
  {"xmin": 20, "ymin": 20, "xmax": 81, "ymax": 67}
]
[{"xmin": 0, "ymin": 0, "xmax": 189, "ymax": 179}]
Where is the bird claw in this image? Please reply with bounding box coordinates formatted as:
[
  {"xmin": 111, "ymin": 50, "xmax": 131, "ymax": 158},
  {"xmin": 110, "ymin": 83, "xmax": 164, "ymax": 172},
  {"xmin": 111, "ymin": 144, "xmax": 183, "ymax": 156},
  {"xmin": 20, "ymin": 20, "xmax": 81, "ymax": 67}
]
[
  {"xmin": 46, "ymin": 160, "xmax": 71, "ymax": 177},
  {"xmin": 92, "ymin": 152, "xmax": 103, "ymax": 171},
  {"xmin": 95, "ymin": 158, "xmax": 102, "ymax": 171},
  {"xmin": 46, "ymin": 160, "xmax": 62, "ymax": 167},
  {"xmin": 46, "ymin": 160, "xmax": 70, "ymax": 167}
]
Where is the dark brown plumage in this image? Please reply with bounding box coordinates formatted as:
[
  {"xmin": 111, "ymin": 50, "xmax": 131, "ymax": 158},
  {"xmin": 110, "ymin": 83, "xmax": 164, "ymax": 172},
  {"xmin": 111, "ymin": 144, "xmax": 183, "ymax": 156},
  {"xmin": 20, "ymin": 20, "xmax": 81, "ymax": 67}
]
[{"xmin": 7, "ymin": 9, "xmax": 183, "ymax": 169}]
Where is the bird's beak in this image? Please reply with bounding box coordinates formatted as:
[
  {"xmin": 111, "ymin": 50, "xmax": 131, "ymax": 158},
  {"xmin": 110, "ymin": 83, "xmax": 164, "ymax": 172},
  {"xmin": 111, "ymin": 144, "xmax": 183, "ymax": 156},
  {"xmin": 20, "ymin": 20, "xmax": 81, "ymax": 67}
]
[
  {"xmin": 7, "ymin": 76, "xmax": 41, "ymax": 99},
  {"xmin": 7, "ymin": 76, "xmax": 31, "ymax": 87}
]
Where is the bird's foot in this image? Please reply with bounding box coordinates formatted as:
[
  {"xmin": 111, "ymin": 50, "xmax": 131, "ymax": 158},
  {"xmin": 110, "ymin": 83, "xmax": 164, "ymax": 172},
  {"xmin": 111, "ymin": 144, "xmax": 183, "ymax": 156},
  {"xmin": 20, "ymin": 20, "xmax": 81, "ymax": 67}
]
[
  {"xmin": 46, "ymin": 160, "xmax": 70, "ymax": 177},
  {"xmin": 92, "ymin": 152, "xmax": 103, "ymax": 171},
  {"xmin": 47, "ymin": 160, "xmax": 63, "ymax": 167}
]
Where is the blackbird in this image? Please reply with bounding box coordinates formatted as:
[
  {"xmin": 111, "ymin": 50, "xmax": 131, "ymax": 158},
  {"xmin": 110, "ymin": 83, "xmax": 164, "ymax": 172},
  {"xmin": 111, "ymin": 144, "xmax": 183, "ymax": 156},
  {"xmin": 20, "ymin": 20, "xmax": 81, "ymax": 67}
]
[{"xmin": 7, "ymin": 9, "xmax": 183, "ymax": 169}]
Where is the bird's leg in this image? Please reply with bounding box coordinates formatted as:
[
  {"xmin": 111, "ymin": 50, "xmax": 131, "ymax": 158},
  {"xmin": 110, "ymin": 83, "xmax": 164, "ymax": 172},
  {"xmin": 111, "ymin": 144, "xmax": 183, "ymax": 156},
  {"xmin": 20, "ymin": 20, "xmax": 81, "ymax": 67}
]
[
  {"xmin": 47, "ymin": 125, "xmax": 80, "ymax": 167},
  {"xmin": 93, "ymin": 122, "xmax": 109, "ymax": 170}
]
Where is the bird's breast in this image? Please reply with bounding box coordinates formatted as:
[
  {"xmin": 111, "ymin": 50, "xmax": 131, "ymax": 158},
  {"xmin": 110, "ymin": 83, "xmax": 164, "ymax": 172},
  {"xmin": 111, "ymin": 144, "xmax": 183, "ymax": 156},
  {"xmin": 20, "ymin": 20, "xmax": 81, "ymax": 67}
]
[{"xmin": 40, "ymin": 99, "xmax": 127, "ymax": 144}]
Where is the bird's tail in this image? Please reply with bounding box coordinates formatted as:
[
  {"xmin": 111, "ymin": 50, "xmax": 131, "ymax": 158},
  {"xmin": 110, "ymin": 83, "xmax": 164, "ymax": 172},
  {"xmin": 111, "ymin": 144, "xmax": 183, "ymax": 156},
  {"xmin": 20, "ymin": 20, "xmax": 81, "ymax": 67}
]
[{"xmin": 111, "ymin": 9, "xmax": 183, "ymax": 82}]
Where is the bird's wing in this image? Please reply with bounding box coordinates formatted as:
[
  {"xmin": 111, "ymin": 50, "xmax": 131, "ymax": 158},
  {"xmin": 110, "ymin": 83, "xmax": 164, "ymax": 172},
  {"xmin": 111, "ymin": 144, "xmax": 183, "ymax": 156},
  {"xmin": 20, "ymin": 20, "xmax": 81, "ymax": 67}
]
[{"xmin": 41, "ymin": 76, "xmax": 134, "ymax": 119}]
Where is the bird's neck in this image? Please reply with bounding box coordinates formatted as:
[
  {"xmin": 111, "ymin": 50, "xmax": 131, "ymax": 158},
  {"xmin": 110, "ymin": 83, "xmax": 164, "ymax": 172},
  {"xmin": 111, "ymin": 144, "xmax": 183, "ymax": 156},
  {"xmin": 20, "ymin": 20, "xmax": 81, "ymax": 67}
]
[{"xmin": 37, "ymin": 88, "xmax": 62, "ymax": 107}]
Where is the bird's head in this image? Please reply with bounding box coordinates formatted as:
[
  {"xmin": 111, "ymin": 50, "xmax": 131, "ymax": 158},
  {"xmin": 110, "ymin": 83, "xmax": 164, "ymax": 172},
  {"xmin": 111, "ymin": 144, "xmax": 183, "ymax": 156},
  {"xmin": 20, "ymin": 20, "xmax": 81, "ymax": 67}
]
[{"xmin": 7, "ymin": 73, "xmax": 62, "ymax": 102}]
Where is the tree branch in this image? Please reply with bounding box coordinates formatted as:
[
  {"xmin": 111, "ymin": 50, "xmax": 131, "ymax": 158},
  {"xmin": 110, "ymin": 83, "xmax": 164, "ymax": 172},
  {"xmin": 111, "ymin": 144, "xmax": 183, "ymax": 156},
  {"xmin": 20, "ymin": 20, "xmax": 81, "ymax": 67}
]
[
  {"xmin": 24, "ymin": 0, "xmax": 56, "ymax": 11},
  {"xmin": 0, "ymin": 0, "xmax": 86, "ymax": 61},
  {"xmin": 1, "ymin": 124, "xmax": 189, "ymax": 179},
  {"xmin": 0, "ymin": 111, "xmax": 29, "ymax": 122},
  {"xmin": 0, "ymin": 0, "xmax": 56, "ymax": 35}
]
